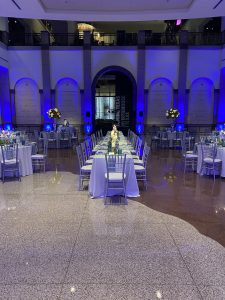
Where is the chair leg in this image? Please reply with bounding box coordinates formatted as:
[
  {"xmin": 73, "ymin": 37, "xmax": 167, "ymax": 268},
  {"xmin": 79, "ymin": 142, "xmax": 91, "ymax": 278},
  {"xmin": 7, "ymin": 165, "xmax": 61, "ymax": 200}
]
[
  {"xmin": 2, "ymin": 168, "xmax": 4, "ymax": 183},
  {"xmin": 78, "ymin": 174, "xmax": 82, "ymax": 191},
  {"xmin": 104, "ymin": 181, "xmax": 108, "ymax": 204}
]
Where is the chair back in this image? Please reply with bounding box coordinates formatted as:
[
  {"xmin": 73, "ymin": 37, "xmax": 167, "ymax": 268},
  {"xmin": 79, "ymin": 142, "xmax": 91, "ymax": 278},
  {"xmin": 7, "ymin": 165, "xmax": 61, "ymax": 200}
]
[
  {"xmin": 105, "ymin": 154, "xmax": 126, "ymax": 181},
  {"xmin": 85, "ymin": 138, "xmax": 92, "ymax": 158},
  {"xmin": 142, "ymin": 145, "xmax": 150, "ymax": 167},
  {"xmin": 1, "ymin": 143, "xmax": 19, "ymax": 164},
  {"xmin": 43, "ymin": 139, "xmax": 48, "ymax": 156},
  {"xmin": 80, "ymin": 142, "xmax": 88, "ymax": 162},
  {"xmin": 34, "ymin": 130, "xmax": 39, "ymax": 141},
  {"xmin": 200, "ymin": 142, "xmax": 214, "ymax": 159},
  {"xmin": 91, "ymin": 134, "xmax": 96, "ymax": 147},
  {"xmin": 48, "ymin": 131, "xmax": 56, "ymax": 140},
  {"xmin": 127, "ymin": 129, "xmax": 131, "ymax": 140},
  {"xmin": 76, "ymin": 145, "xmax": 84, "ymax": 168},
  {"xmin": 137, "ymin": 138, "xmax": 143, "ymax": 155},
  {"xmin": 160, "ymin": 131, "xmax": 168, "ymax": 139},
  {"xmin": 176, "ymin": 131, "xmax": 183, "ymax": 140}
]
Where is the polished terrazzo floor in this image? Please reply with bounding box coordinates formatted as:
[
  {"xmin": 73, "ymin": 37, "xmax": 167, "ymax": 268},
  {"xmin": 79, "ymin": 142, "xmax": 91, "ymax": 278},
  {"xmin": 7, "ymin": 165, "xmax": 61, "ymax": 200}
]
[{"xmin": 0, "ymin": 148, "xmax": 225, "ymax": 299}]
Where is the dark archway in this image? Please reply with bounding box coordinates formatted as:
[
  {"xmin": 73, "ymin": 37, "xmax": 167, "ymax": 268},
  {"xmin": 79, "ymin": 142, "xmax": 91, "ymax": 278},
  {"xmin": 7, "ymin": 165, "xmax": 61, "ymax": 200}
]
[{"xmin": 92, "ymin": 66, "xmax": 137, "ymax": 134}]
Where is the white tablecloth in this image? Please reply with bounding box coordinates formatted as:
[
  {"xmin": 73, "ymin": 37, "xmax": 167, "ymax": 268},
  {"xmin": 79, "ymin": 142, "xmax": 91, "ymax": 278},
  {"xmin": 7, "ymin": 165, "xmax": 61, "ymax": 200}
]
[
  {"xmin": 216, "ymin": 147, "xmax": 225, "ymax": 177},
  {"xmin": 0, "ymin": 145, "xmax": 33, "ymax": 177},
  {"xmin": 89, "ymin": 154, "xmax": 139, "ymax": 198}
]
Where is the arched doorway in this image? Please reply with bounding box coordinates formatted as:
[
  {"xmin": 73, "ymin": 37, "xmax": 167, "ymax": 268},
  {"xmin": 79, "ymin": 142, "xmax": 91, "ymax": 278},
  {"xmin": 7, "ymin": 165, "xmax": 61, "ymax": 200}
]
[
  {"xmin": 15, "ymin": 78, "xmax": 41, "ymax": 125},
  {"xmin": 92, "ymin": 66, "xmax": 137, "ymax": 134}
]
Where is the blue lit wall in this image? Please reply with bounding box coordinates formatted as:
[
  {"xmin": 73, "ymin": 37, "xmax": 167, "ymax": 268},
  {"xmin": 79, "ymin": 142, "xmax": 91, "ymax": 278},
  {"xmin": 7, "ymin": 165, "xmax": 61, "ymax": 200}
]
[
  {"xmin": 0, "ymin": 66, "xmax": 12, "ymax": 124},
  {"xmin": 84, "ymin": 123, "xmax": 93, "ymax": 135},
  {"xmin": 176, "ymin": 123, "xmax": 184, "ymax": 131},
  {"xmin": 43, "ymin": 123, "xmax": 53, "ymax": 131},
  {"xmin": 4, "ymin": 123, "xmax": 13, "ymax": 131},
  {"xmin": 136, "ymin": 123, "xmax": 144, "ymax": 135},
  {"xmin": 218, "ymin": 67, "xmax": 225, "ymax": 123},
  {"xmin": 216, "ymin": 124, "xmax": 225, "ymax": 131}
]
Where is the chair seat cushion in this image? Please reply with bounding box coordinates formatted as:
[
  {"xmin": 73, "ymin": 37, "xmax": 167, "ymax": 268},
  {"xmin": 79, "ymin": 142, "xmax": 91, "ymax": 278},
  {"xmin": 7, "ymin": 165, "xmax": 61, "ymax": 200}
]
[
  {"xmin": 130, "ymin": 150, "xmax": 136, "ymax": 155},
  {"xmin": 183, "ymin": 153, "xmax": 198, "ymax": 158},
  {"xmin": 134, "ymin": 165, "xmax": 145, "ymax": 171},
  {"xmin": 104, "ymin": 172, "xmax": 126, "ymax": 181},
  {"xmin": 203, "ymin": 157, "xmax": 222, "ymax": 164},
  {"xmin": 81, "ymin": 165, "xmax": 92, "ymax": 171},
  {"xmin": 85, "ymin": 159, "xmax": 93, "ymax": 165},
  {"xmin": 132, "ymin": 155, "xmax": 139, "ymax": 159},
  {"xmin": 1, "ymin": 159, "xmax": 17, "ymax": 165},
  {"xmin": 31, "ymin": 154, "xmax": 46, "ymax": 159},
  {"xmin": 134, "ymin": 159, "xmax": 144, "ymax": 165}
]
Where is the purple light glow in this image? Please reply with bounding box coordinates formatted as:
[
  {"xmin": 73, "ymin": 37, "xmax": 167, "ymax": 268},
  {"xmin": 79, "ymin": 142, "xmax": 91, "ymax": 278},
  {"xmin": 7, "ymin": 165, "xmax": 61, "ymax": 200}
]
[
  {"xmin": 84, "ymin": 123, "xmax": 92, "ymax": 135},
  {"xmin": 176, "ymin": 19, "xmax": 182, "ymax": 26},
  {"xmin": 136, "ymin": 123, "xmax": 144, "ymax": 135}
]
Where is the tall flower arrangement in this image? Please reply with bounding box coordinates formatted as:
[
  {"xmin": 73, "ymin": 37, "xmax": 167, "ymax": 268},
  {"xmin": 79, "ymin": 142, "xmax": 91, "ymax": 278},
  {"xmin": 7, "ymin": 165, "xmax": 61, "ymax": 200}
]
[
  {"xmin": 166, "ymin": 108, "xmax": 180, "ymax": 119},
  {"xmin": 47, "ymin": 108, "xmax": 61, "ymax": 119}
]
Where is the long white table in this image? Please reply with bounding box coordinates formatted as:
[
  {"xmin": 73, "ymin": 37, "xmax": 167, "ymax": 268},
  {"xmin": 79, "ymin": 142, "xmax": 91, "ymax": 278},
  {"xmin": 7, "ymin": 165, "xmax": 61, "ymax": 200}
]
[{"xmin": 89, "ymin": 154, "xmax": 139, "ymax": 198}]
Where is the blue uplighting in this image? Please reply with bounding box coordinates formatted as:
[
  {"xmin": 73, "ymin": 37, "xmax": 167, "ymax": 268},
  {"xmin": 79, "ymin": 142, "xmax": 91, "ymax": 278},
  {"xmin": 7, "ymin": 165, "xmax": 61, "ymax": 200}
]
[
  {"xmin": 4, "ymin": 123, "xmax": 13, "ymax": 131},
  {"xmin": 176, "ymin": 124, "xmax": 184, "ymax": 132},
  {"xmin": 44, "ymin": 124, "xmax": 53, "ymax": 131},
  {"xmin": 216, "ymin": 124, "xmax": 225, "ymax": 131},
  {"xmin": 136, "ymin": 123, "xmax": 144, "ymax": 135},
  {"xmin": 84, "ymin": 123, "xmax": 92, "ymax": 135}
]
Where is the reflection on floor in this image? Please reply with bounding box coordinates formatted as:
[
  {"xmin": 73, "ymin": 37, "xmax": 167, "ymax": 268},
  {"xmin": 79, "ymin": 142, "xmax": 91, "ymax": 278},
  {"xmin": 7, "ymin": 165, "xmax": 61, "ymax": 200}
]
[{"xmin": 0, "ymin": 148, "xmax": 224, "ymax": 299}]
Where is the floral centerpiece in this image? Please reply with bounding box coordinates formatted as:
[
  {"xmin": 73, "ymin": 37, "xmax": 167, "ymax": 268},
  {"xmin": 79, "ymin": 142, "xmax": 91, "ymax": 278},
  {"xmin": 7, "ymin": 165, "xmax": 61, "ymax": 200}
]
[
  {"xmin": 166, "ymin": 108, "xmax": 180, "ymax": 119},
  {"xmin": 47, "ymin": 108, "xmax": 61, "ymax": 131},
  {"xmin": 0, "ymin": 130, "xmax": 16, "ymax": 145},
  {"xmin": 47, "ymin": 108, "xmax": 61, "ymax": 119},
  {"xmin": 166, "ymin": 108, "xmax": 180, "ymax": 131}
]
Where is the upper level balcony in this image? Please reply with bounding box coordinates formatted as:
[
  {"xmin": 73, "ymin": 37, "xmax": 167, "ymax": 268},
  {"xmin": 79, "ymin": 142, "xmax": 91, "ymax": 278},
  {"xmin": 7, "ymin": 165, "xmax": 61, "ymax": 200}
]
[{"xmin": 0, "ymin": 30, "xmax": 224, "ymax": 47}]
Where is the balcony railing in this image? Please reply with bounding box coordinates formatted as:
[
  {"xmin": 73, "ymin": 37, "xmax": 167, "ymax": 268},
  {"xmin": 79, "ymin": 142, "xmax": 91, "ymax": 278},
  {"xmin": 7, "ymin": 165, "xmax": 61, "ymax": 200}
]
[
  {"xmin": 188, "ymin": 32, "xmax": 222, "ymax": 45},
  {"xmin": 145, "ymin": 33, "xmax": 179, "ymax": 46},
  {"xmin": 8, "ymin": 33, "xmax": 41, "ymax": 46},
  {"xmin": 0, "ymin": 31, "xmax": 223, "ymax": 47}
]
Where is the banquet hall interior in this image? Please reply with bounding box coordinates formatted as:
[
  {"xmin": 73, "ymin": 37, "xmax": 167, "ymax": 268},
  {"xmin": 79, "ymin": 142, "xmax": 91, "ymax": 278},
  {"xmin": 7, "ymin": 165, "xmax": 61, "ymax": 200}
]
[{"xmin": 1, "ymin": 0, "xmax": 225, "ymax": 299}]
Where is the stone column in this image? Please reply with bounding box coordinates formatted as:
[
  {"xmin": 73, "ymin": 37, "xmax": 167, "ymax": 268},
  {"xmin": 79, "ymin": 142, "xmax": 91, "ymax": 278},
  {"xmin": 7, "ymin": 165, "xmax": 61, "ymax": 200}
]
[
  {"xmin": 83, "ymin": 31, "xmax": 92, "ymax": 125},
  {"xmin": 213, "ymin": 89, "xmax": 220, "ymax": 124},
  {"xmin": 0, "ymin": 17, "xmax": 8, "ymax": 45},
  {"xmin": 10, "ymin": 89, "xmax": 16, "ymax": 124},
  {"xmin": 217, "ymin": 56, "xmax": 225, "ymax": 123},
  {"xmin": 39, "ymin": 90, "xmax": 44, "ymax": 124},
  {"xmin": 136, "ymin": 30, "xmax": 146, "ymax": 133},
  {"xmin": 177, "ymin": 30, "xmax": 188, "ymax": 124},
  {"xmin": 0, "ymin": 66, "xmax": 11, "ymax": 124},
  {"xmin": 41, "ymin": 38, "xmax": 51, "ymax": 123}
]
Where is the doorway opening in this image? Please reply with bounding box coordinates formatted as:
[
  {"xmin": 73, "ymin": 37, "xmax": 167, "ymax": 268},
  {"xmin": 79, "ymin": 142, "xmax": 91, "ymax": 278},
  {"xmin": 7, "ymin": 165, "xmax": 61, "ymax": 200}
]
[{"xmin": 92, "ymin": 66, "xmax": 137, "ymax": 135}]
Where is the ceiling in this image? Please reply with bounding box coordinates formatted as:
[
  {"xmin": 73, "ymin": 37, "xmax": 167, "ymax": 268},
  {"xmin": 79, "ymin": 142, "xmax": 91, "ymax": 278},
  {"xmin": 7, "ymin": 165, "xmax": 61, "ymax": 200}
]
[{"xmin": 0, "ymin": 0, "xmax": 224, "ymax": 21}]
